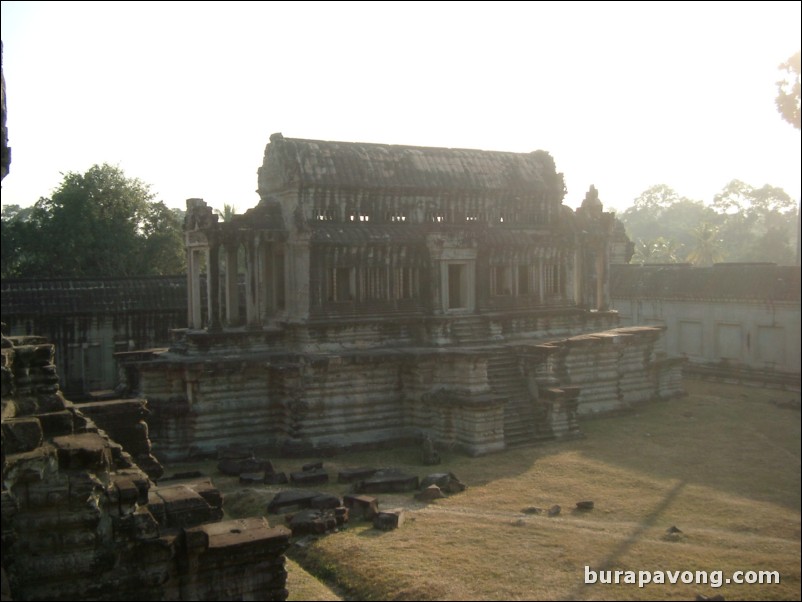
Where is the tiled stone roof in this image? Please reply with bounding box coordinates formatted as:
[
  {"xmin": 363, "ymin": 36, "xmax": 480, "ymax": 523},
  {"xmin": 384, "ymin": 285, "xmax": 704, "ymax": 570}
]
[
  {"xmin": 1, "ymin": 276, "xmax": 186, "ymax": 316},
  {"xmin": 260, "ymin": 134, "xmax": 564, "ymax": 195}
]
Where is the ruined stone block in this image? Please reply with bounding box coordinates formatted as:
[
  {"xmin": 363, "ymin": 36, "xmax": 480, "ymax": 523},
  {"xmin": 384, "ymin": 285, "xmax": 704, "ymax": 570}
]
[
  {"xmin": 343, "ymin": 494, "xmax": 379, "ymax": 521},
  {"xmin": 309, "ymin": 493, "xmax": 341, "ymax": 510},
  {"xmin": 373, "ymin": 508, "xmax": 406, "ymax": 531},
  {"xmin": 180, "ymin": 518, "xmax": 291, "ymax": 600},
  {"xmin": 113, "ymin": 476, "xmax": 141, "ymax": 515},
  {"xmin": 35, "ymin": 410, "xmax": 73, "ymax": 437},
  {"xmin": 420, "ymin": 472, "xmax": 466, "ymax": 494},
  {"xmin": 35, "ymin": 393, "xmax": 69, "ymax": 413},
  {"xmin": 152, "ymin": 484, "xmax": 222, "ymax": 529},
  {"xmin": 147, "ymin": 490, "xmax": 166, "ymax": 525},
  {"xmin": 1, "ymin": 417, "xmax": 43, "ymax": 454},
  {"xmin": 415, "ymin": 484, "xmax": 445, "ymax": 502},
  {"xmin": 4, "ymin": 445, "xmax": 58, "ymax": 484},
  {"xmin": 52, "ymin": 433, "xmax": 111, "ymax": 471},
  {"xmin": 337, "ymin": 466, "xmax": 379, "ymax": 483},
  {"xmin": 239, "ymin": 472, "xmax": 265, "ymax": 484},
  {"xmin": 286, "ymin": 509, "xmax": 337, "ymax": 536},
  {"xmin": 267, "ymin": 489, "xmax": 325, "ymax": 514},
  {"xmin": 334, "ymin": 506, "xmax": 349, "ymax": 526},
  {"xmin": 355, "ymin": 468, "xmax": 418, "ymax": 493},
  {"xmin": 290, "ymin": 468, "xmax": 329, "ymax": 486},
  {"xmin": 184, "ymin": 478, "xmax": 224, "ymax": 510}
]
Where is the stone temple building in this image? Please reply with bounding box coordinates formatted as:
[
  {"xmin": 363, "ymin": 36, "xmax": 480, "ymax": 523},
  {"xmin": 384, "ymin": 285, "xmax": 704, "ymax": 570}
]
[{"xmin": 125, "ymin": 134, "xmax": 683, "ymax": 460}]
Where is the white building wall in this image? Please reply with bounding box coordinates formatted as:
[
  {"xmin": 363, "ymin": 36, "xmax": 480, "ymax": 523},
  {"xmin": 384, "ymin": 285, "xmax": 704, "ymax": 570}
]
[{"xmin": 612, "ymin": 298, "xmax": 800, "ymax": 375}]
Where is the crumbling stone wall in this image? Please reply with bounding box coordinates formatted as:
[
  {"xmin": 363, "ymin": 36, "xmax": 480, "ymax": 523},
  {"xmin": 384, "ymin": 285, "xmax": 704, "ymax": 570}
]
[{"xmin": 1, "ymin": 327, "xmax": 290, "ymax": 601}]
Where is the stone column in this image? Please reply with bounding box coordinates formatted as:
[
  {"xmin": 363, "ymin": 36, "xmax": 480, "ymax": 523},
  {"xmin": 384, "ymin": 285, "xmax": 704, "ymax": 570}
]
[
  {"xmin": 538, "ymin": 258, "xmax": 545, "ymax": 304},
  {"xmin": 186, "ymin": 244, "xmax": 195, "ymax": 328},
  {"xmin": 245, "ymin": 237, "xmax": 261, "ymax": 328},
  {"xmin": 595, "ymin": 252, "xmax": 606, "ymax": 311},
  {"xmin": 208, "ymin": 243, "xmax": 221, "ymax": 331},
  {"xmin": 225, "ymin": 244, "xmax": 240, "ymax": 326},
  {"xmin": 259, "ymin": 243, "xmax": 272, "ymax": 323},
  {"xmin": 189, "ymin": 248, "xmax": 203, "ymax": 329}
]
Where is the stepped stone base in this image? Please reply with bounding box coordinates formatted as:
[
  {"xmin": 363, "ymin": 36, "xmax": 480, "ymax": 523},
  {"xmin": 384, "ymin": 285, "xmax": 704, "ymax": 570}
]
[{"xmin": 125, "ymin": 322, "xmax": 683, "ymax": 460}]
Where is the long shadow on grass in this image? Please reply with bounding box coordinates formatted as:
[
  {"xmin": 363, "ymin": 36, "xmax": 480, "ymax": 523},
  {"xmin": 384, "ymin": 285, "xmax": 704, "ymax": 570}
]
[
  {"xmin": 573, "ymin": 383, "xmax": 802, "ymax": 512},
  {"xmin": 562, "ymin": 479, "xmax": 687, "ymax": 601}
]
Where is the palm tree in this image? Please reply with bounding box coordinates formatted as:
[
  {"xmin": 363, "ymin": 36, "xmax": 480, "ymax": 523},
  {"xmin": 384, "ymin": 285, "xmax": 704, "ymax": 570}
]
[
  {"xmin": 214, "ymin": 203, "xmax": 237, "ymax": 222},
  {"xmin": 687, "ymin": 223, "xmax": 724, "ymax": 266}
]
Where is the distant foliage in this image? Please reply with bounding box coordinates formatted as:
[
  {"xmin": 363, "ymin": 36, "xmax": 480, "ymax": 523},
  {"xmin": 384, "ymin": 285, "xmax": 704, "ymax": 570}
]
[
  {"xmin": 1, "ymin": 164, "xmax": 186, "ymax": 278},
  {"xmin": 620, "ymin": 181, "xmax": 797, "ymax": 266},
  {"xmin": 776, "ymin": 51, "xmax": 801, "ymax": 130}
]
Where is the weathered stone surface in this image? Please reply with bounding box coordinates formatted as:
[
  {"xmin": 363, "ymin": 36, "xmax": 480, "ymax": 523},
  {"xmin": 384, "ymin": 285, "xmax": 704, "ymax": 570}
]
[
  {"xmin": 35, "ymin": 410, "xmax": 73, "ymax": 437},
  {"xmin": 1, "ymin": 416, "xmax": 43, "ymax": 453},
  {"xmin": 420, "ymin": 472, "xmax": 466, "ymax": 494},
  {"xmin": 373, "ymin": 508, "xmax": 406, "ymax": 531},
  {"xmin": 286, "ymin": 509, "xmax": 338, "ymax": 536},
  {"xmin": 337, "ymin": 466, "xmax": 380, "ymax": 483},
  {"xmin": 290, "ymin": 468, "xmax": 329, "ymax": 486},
  {"xmin": 77, "ymin": 398, "xmax": 163, "ymax": 479},
  {"xmin": 415, "ymin": 484, "xmax": 445, "ymax": 502},
  {"xmin": 355, "ymin": 469, "xmax": 419, "ymax": 493},
  {"xmin": 184, "ymin": 477, "xmax": 224, "ymax": 509},
  {"xmin": 333, "ymin": 506, "xmax": 349, "ymax": 527},
  {"xmin": 239, "ymin": 471, "xmax": 265, "ymax": 484},
  {"xmin": 309, "ymin": 493, "xmax": 342, "ymax": 510},
  {"xmin": 152, "ymin": 484, "xmax": 223, "ymax": 529},
  {"xmin": 267, "ymin": 489, "xmax": 326, "ymax": 514},
  {"xmin": 182, "ymin": 518, "xmax": 291, "ymax": 600},
  {"xmin": 576, "ymin": 500, "xmax": 594, "ymax": 511},
  {"xmin": 1, "ymin": 335, "xmax": 290, "ymax": 601},
  {"xmin": 52, "ymin": 432, "xmax": 112, "ymax": 471},
  {"xmin": 343, "ymin": 494, "xmax": 379, "ymax": 521},
  {"xmin": 547, "ymin": 504, "xmax": 562, "ymax": 517}
]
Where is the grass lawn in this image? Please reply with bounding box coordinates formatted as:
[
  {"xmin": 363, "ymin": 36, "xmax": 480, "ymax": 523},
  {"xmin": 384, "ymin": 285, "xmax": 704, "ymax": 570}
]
[{"xmin": 165, "ymin": 378, "xmax": 801, "ymax": 601}]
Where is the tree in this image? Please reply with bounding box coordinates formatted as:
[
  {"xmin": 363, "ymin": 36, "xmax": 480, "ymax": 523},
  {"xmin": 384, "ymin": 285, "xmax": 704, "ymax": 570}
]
[
  {"xmin": 214, "ymin": 203, "xmax": 237, "ymax": 222},
  {"xmin": 631, "ymin": 237, "xmax": 682, "ymax": 265},
  {"xmin": 712, "ymin": 179, "xmax": 796, "ymax": 264},
  {"xmin": 621, "ymin": 185, "xmax": 714, "ymax": 261},
  {"xmin": 776, "ymin": 51, "xmax": 801, "ymax": 130},
  {"xmin": 620, "ymin": 181, "xmax": 797, "ymax": 266},
  {"xmin": 686, "ymin": 223, "xmax": 724, "ymax": 267},
  {"xmin": 1, "ymin": 204, "xmax": 37, "ymax": 277},
  {"xmin": 1, "ymin": 163, "xmax": 185, "ymax": 278}
]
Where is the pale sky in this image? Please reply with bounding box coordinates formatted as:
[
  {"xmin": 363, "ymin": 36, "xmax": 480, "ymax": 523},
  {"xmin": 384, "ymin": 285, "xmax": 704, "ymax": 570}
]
[{"xmin": 1, "ymin": 1, "xmax": 800, "ymax": 215}]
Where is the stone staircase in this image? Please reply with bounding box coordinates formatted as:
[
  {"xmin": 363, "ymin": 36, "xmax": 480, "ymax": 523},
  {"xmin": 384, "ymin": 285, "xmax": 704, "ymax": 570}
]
[
  {"xmin": 488, "ymin": 352, "xmax": 543, "ymax": 448},
  {"xmin": 449, "ymin": 316, "xmax": 491, "ymax": 345}
]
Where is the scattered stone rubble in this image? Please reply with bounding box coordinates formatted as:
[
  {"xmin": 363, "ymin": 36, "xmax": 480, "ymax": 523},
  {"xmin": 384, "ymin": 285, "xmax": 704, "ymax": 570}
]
[{"xmin": 263, "ymin": 464, "xmax": 466, "ymax": 534}]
